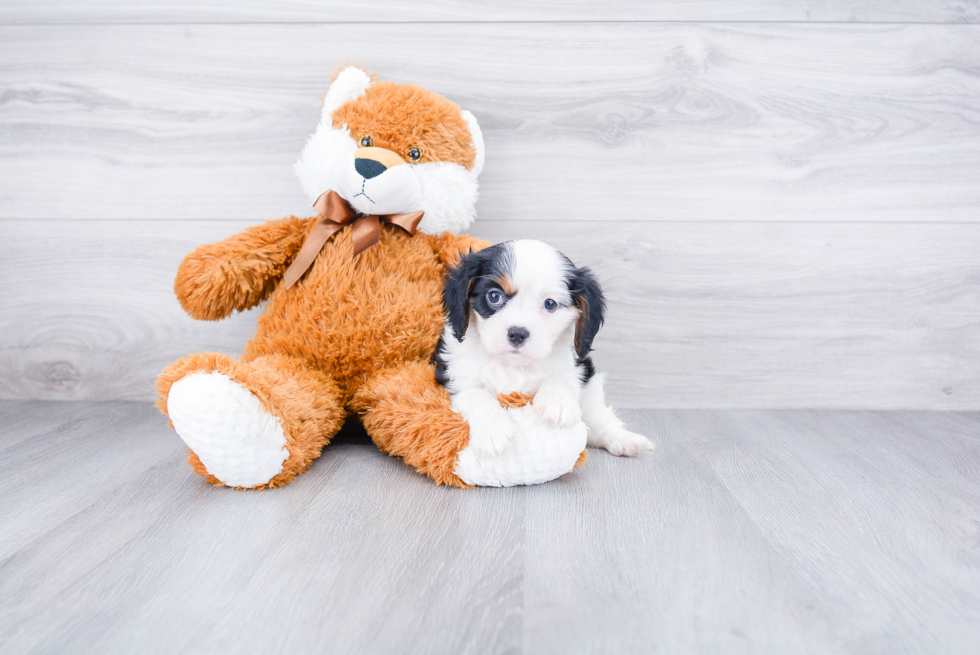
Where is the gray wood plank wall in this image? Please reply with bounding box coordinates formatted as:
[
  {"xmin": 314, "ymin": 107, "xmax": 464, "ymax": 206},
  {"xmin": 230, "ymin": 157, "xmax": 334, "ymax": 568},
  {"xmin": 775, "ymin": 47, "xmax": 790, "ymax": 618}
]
[
  {"xmin": 3, "ymin": 1, "xmax": 980, "ymax": 24},
  {"xmin": 1, "ymin": 3, "xmax": 979, "ymax": 409}
]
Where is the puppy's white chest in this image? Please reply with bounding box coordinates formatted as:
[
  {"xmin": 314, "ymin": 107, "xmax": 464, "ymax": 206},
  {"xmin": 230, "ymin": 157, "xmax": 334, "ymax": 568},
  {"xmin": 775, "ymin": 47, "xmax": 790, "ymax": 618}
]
[{"xmin": 478, "ymin": 359, "xmax": 549, "ymax": 396}]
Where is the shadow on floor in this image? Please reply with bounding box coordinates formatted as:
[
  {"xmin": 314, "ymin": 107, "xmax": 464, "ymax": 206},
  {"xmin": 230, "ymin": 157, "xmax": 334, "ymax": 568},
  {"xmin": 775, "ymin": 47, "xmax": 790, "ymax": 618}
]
[{"xmin": 329, "ymin": 414, "xmax": 374, "ymax": 446}]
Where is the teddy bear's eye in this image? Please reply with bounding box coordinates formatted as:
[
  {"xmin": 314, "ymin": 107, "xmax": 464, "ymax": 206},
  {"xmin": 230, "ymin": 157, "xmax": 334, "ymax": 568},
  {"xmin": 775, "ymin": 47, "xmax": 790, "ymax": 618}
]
[
  {"xmin": 407, "ymin": 145, "xmax": 423, "ymax": 162},
  {"xmin": 359, "ymin": 135, "xmax": 373, "ymax": 148}
]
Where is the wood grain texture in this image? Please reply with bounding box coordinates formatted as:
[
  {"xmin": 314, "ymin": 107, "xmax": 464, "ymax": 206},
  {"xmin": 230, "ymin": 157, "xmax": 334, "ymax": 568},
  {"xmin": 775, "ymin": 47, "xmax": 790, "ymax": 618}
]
[
  {"xmin": 3, "ymin": 1, "xmax": 979, "ymax": 25},
  {"xmin": 523, "ymin": 408, "xmax": 980, "ymax": 654},
  {"xmin": 0, "ymin": 400, "xmax": 523, "ymax": 655},
  {"xmin": 2, "ymin": 23, "xmax": 980, "ymax": 222},
  {"xmin": 1, "ymin": 400, "xmax": 979, "ymax": 653},
  {"xmin": 1, "ymin": 219, "xmax": 978, "ymax": 409},
  {"xmin": 0, "ymin": 402, "xmax": 178, "ymax": 557},
  {"xmin": 4, "ymin": 0, "xmax": 980, "ymax": 25}
]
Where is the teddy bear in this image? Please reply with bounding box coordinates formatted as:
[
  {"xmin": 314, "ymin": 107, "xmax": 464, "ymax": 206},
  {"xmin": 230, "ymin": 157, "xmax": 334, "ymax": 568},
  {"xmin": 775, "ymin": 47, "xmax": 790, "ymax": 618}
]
[{"xmin": 157, "ymin": 65, "xmax": 588, "ymax": 489}]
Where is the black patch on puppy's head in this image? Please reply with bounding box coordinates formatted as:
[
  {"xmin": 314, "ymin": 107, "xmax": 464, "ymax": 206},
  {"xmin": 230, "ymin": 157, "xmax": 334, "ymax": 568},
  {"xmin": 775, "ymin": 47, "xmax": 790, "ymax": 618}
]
[{"xmin": 443, "ymin": 243, "xmax": 514, "ymax": 341}]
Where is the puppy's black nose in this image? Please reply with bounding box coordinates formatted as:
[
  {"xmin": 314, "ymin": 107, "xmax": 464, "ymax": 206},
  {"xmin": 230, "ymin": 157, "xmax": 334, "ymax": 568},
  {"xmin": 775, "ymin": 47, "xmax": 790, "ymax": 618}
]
[
  {"xmin": 355, "ymin": 158, "xmax": 387, "ymax": 179},
  {"xmin": 507, "ymin": 327, "xmax": 529, "ymax": 347}
]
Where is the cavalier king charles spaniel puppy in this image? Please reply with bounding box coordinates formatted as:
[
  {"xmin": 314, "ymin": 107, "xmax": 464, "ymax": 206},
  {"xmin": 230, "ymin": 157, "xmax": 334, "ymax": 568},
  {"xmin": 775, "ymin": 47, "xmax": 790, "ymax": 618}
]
[{"xmin": 434, "ymin": 239, "xmax": 654, "ymax": 457}]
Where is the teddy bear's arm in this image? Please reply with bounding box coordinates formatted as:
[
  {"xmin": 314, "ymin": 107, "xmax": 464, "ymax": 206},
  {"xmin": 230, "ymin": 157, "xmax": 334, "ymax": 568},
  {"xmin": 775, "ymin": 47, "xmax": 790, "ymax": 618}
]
[
  {"xmin": 174, "ymin": 216, "xmax": 313, "ymax": 321},
  {"xmin": 425, "ymin": 232, "xmax": 491, "ymax": 269}
]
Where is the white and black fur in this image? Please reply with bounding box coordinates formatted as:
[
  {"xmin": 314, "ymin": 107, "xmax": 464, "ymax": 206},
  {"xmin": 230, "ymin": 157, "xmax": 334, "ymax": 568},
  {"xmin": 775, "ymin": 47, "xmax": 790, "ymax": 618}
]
[{"xmin": 434, "ymin": 239, "xmax": 653, "ymax": 457}]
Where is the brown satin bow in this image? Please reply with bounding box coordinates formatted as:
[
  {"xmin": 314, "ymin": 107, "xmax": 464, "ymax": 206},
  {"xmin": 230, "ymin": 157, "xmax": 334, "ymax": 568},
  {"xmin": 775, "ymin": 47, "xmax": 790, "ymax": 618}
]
[{"xmin": 283, "ymin": 190, "xmax": 424, "ymax": 289}]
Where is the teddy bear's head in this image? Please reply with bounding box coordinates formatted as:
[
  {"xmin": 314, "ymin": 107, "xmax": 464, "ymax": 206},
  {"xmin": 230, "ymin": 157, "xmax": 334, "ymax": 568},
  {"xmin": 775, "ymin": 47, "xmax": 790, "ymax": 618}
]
[{"xmin": 295, "ymin": 66, "xmax": 485, "ymax": 235}]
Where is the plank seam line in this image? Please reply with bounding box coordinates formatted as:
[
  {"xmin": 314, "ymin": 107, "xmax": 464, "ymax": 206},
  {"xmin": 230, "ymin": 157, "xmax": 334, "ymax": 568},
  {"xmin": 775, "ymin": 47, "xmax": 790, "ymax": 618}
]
[{"xmin": 2, "ymin": 20, "xmax": 979, "ymax": 27}]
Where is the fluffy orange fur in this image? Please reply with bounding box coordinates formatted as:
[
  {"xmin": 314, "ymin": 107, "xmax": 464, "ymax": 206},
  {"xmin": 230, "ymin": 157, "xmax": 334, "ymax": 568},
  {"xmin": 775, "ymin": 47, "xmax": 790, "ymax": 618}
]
[
  {"xmin": 495, "ymin": 274, "xmax": 516, "ymax": 296},
  {"xmin": 157, "ymin": 351, "xmax": 345, "ymax": 489},
  {"xmin": 497, "ymin": 391, "xmax": 534, "ymax": 408},
  {"xmin": 332, "ymin": 82, "xmax": 477, "ymax": 169},
  {"xmin": 352, "ymin": 361, "xmax": 473, "ymax": 488},
  {"xmin": 156, "ymin": 72, "xmax": 563, "ymax": 490},
  {"xmin": 173, "ymin": 217, "xmax": 309, "ymax": 321},
  {"xmin": 158, "ymin": 219, "xmax": 488, "ymax": 488}
]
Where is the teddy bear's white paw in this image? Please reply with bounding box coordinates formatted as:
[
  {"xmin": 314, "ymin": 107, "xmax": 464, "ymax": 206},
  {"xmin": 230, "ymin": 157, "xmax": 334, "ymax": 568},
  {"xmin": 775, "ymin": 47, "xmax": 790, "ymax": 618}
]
[
  {"xmin": 166, "ymin": 372, "xmax": 289, "ymax": 488},
  {"xmin": 533, "ymin": 385, "xmax": 582, "ymax": 427},
  {"xmin": 455, "ymin": 406, "xmax": 589, "ymax": 487},
  {"xmin": 602, "ymin": 429, "xmax": 655, "ymax": 457},
  {"xmin": 466, "ymin": 411, "xmax": 517, "ymax": 456}
]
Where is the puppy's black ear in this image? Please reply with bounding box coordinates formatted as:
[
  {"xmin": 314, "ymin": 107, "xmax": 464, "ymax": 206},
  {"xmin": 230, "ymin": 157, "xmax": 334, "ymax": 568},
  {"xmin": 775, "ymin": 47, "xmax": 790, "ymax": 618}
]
[
  {"xmin": 569, "ymin": 266, "xmax": 606, "ymax": 360},
  {"xmin": 443, "ymin": 251, "xmax": 485, "ymax": 341}
]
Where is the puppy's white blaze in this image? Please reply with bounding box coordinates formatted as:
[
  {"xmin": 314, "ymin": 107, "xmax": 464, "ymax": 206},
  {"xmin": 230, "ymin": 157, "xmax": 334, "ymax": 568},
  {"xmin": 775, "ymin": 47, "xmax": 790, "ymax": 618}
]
[
  {"xmin": 445, "ymin": 240, "xmax": 581, "ymax": 395},
  {"xmin": 475, "ymin": 240, "xmax": 577, "ymax": 361},
  {"xmin": 509, "ymin": 240, "xmax": 573, "ymax": 306}
]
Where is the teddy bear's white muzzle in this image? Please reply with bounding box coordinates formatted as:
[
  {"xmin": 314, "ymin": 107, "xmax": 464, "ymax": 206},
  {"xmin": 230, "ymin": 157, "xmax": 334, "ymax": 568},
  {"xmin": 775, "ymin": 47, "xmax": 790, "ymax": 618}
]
[{"xmin": 344, "ymin": 160, "xmax": 422, "ymax": 216}]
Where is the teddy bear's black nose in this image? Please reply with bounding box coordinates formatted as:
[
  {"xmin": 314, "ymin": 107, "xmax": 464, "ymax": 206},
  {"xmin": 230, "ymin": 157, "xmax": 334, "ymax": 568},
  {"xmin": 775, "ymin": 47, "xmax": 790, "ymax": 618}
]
[{"xmin": 355, "ymin": 158, "xmax": 387, "ymax": 180}]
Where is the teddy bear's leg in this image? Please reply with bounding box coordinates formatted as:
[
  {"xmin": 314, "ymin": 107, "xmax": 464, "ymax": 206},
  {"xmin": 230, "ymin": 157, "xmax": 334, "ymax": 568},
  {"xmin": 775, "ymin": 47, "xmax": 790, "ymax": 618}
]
[
  {"xmin": 351, "ymin": 361, "xmax": 472, "ymax": 488},
  {"xmin": 157, "ymin": 352, "xmax": 345, "ymax": 489}
]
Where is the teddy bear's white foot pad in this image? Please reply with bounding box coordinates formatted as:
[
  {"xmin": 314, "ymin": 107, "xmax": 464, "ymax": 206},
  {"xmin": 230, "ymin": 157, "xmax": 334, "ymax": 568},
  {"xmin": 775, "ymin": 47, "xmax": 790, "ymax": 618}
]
[
  {"xmin": 454, "ymin": 406, "xmax": 588, "ymax": 487},
  {"xmin": 167, "ymin": 372, "xmax": 289, "ymax": 488}
]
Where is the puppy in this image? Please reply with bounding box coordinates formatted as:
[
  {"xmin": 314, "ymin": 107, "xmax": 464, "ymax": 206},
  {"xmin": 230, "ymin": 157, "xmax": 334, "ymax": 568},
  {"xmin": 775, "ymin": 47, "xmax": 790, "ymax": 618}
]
[{"xmin": 434, "ymin": 239, "xmax": 654, "ymax": 457}]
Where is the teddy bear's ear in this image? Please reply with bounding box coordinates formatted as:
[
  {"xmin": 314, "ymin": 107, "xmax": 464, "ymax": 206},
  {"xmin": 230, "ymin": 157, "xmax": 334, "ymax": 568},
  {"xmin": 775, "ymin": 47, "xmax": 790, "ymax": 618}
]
[
  {"xmin": 460, "ymin": 109, "xmax": 485, "ymax": 178},
  {"xmin": 320, "ymin": 65, "xmax": 374, "ymax": 124}
]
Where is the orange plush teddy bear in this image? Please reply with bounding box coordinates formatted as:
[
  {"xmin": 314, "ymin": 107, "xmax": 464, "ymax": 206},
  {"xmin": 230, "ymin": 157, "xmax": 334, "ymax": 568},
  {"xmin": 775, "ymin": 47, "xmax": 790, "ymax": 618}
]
[
  {"xmin": 157, "ymin": 65, "xmax": 493, "ymax": 489},
  {"xmin": 158, "ymin": 65, "xmax": 589, "ymax": 490}
]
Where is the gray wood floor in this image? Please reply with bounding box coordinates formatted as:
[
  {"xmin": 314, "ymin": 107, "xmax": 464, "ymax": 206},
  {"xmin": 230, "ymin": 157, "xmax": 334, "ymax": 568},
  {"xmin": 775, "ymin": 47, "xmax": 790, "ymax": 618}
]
[{"xmin": 2, "ymin": 400, "xmax": 978, "ymax": 654}]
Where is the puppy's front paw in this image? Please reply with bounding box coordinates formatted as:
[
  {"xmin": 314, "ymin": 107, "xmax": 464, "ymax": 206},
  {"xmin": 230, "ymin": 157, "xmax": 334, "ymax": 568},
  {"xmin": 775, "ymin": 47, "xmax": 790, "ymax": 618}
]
[
  {"xmin": 467, "ymin": 413, "xmax": 516, "ymax": 456},
  {"xmin": 603, "ymin": 430, "xmax": 655, "ymax": 457},
  {"xmin": 533, "ymin": 386, "xmax": 582, "ymax": 427}
]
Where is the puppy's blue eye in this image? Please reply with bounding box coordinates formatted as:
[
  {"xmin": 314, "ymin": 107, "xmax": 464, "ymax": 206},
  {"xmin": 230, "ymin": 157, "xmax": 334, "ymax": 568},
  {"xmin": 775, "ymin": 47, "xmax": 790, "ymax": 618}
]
[
  {"xmin": 487, "ymin": 289, "xmax": 504, "ymax": 306},
  {"xmin": 543, "ymin": 299, "xmax": 558, "ymax": 312}
]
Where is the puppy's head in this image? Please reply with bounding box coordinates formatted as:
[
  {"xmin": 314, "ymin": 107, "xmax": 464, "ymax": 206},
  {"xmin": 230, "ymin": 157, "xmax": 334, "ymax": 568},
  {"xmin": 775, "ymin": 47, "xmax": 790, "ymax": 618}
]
[
  {"xmin": 294, "ymin": 65, "xmax": 485, "ymax": 235},
  {"xmin": 444, "ymin": 240, "xmax": 605, "ymax": 361}
]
